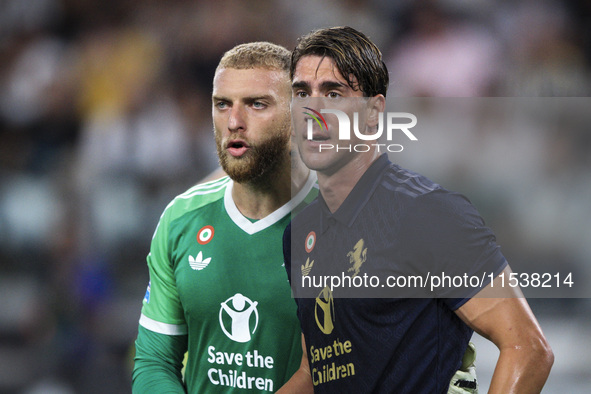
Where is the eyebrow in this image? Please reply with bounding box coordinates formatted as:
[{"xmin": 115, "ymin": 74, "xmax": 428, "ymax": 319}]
[
  {"xmin": 212, "ymin": 94, "xmax": 275, "ymax": 103},
  {"xmin": 244, "ymin": 94, "xmax": 275, "ymax": 103},
  {"xmin": 291, "ymin": 81, "xmax": 309, "ymax": 90},
  {"xmin": 292, "ymin": 80, "xmax": 348, "ymax": 92}
]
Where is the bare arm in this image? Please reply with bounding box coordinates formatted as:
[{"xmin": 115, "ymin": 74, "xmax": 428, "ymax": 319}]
[
  {"xmin": 455, "ymin": 266, "xmax": 554, "ymax": 393},
  {"xmin": 276, "ymin": 333, "xmax": 314, "ymax": 394}
]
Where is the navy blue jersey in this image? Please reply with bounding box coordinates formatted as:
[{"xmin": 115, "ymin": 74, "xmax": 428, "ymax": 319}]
[{"xmin": 283, "ymin": 154, "xmax": 507, "ymax": 393}]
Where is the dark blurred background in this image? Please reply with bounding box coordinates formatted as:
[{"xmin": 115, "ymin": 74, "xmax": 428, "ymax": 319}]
[{"xmin": 0, "ymin": 0, "xmax": 590, "ymax": 392}]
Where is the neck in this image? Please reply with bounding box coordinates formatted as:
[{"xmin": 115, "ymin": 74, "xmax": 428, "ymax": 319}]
[
  {"xmin": 318, "ymin": 151, "xmax": 379, "ymax": 213},
  {"xmin": 231, "ymin": 156, "xmax": 310, "ymax": 220}
]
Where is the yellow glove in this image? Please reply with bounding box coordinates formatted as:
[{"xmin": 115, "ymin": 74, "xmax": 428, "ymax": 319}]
[{"xmin": 448, "ymin": 342, "xmax": 478, "ymax": 394}]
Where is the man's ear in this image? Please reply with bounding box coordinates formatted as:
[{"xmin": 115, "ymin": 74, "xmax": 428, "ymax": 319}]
[{"xmin": 366, "ymin": 95, "xmax": 386, "ymax": 128}]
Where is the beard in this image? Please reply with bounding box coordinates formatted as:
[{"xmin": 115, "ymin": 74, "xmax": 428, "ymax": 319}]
[{"xmin": 216, "ymin": 126, "xmax": 290, "ymax": 184}]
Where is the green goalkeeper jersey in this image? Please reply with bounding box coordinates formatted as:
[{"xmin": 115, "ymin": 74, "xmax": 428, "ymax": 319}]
[{"xmin": 134, "ymin": 174, "xmax": 318, "ymax": 393}]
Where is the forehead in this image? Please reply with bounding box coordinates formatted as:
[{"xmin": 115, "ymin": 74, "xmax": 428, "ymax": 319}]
[
  {"xmin": 292, "ymin": 55, "xmax": 347, "ymax": 85},
  {"xmin": 213, "ymin": 67, "xmax": 289, "ymax": 97}
]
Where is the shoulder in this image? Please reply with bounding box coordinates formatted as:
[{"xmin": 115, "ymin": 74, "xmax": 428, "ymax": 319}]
[
  {"xmin": 376, "ymin": 164, "xmax": 483, "ymax": 232},
  {"xmin": 380, "ymin": 163, "xmax": 442, "ymax": 199},
  {"xmin": 161, "ymin": 177, "xmax": 230, "ymax": 223},
  {"xmin": 382, "ymin": 163, "xmax": 474, "ymax": 209}
]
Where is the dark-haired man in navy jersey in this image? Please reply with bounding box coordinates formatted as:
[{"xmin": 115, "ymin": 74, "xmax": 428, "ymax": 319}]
[{"xmin": 284, "ymin": 26, "xmax": 553, "ymax": 393}]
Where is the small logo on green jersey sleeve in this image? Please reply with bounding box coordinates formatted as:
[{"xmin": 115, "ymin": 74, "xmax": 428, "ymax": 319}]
[{"xmin": 143, "ymin": 281, "xmax": 151, "ymax": 303}]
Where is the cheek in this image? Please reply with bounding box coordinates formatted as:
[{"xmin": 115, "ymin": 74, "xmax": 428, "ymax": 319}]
[
  {"xmin": 213, "ymin": 124, "xmax": 225, "ymax": 147},
  {"xmin": 212, "ymin": 115, "xmax": 225, "ymax": 133},
  {"xmin": 264, "ymin": 112, "xmax": 287, "ymax": 131}
]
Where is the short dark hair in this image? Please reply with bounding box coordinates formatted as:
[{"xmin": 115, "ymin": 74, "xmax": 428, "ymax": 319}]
[{"xmin": 291, "ymin": 26, "xmax": 389, "ymax": 97}]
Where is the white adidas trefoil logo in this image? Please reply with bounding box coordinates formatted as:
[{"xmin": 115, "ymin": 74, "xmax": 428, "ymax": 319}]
[{"xmin": 189, "ymin": 251, "xmax": 212, "ymax": 270}]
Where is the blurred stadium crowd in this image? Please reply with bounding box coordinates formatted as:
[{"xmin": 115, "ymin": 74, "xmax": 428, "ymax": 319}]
[{"xmin": 0, "ymin": 0, "xmax": 590, "ymax": 392}]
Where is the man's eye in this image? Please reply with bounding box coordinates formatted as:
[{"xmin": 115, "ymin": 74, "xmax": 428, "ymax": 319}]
[
  {"xmin": 295, "ymin": 91, "xmax": 309, "ymax": 98},
  {"xmin": 253, "ymin": 101, "xmax": 266, "ymax": 109},
  {"xmin": 215, "ymin": 102, "xmax": 228, "ymax": 109},
  {"xmin": 327, "ymin": 92, "xmax": 341, "ymax": 99}
]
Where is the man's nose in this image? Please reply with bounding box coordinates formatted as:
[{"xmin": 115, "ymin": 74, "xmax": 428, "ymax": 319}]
[{"xmin": 228, "ymin": 106, "xmax": 246, "ymax": 132}]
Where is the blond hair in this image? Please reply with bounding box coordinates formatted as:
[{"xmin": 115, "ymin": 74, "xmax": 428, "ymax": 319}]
[{"xmin": 217, "ymin": 42, "xmax": 291, "ymax": 72}]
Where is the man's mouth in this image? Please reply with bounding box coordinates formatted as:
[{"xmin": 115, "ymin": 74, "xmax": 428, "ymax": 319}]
[
  {"xmin": 308, "ymin": 133, "xmax": 330, "ymax": 142},
  {"xmin": 227, "ymin": 140, "xmax": 250, "ymax": 157}
]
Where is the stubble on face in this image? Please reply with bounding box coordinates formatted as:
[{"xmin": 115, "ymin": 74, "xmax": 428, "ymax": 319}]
[{"xmin": 215, "ymin": 119, "xmax": 291, "ymax": 184}]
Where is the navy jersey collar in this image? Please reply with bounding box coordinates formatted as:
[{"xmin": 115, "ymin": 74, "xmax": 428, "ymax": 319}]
[{"xmin": 319, "ymin": 154, "xmax": 390, "ymax": 232}]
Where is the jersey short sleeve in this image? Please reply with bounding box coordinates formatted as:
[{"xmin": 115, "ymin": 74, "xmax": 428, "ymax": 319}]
[{"xmin": 404, "ymin": 190, "xmax": 508, "ymax": 308}]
